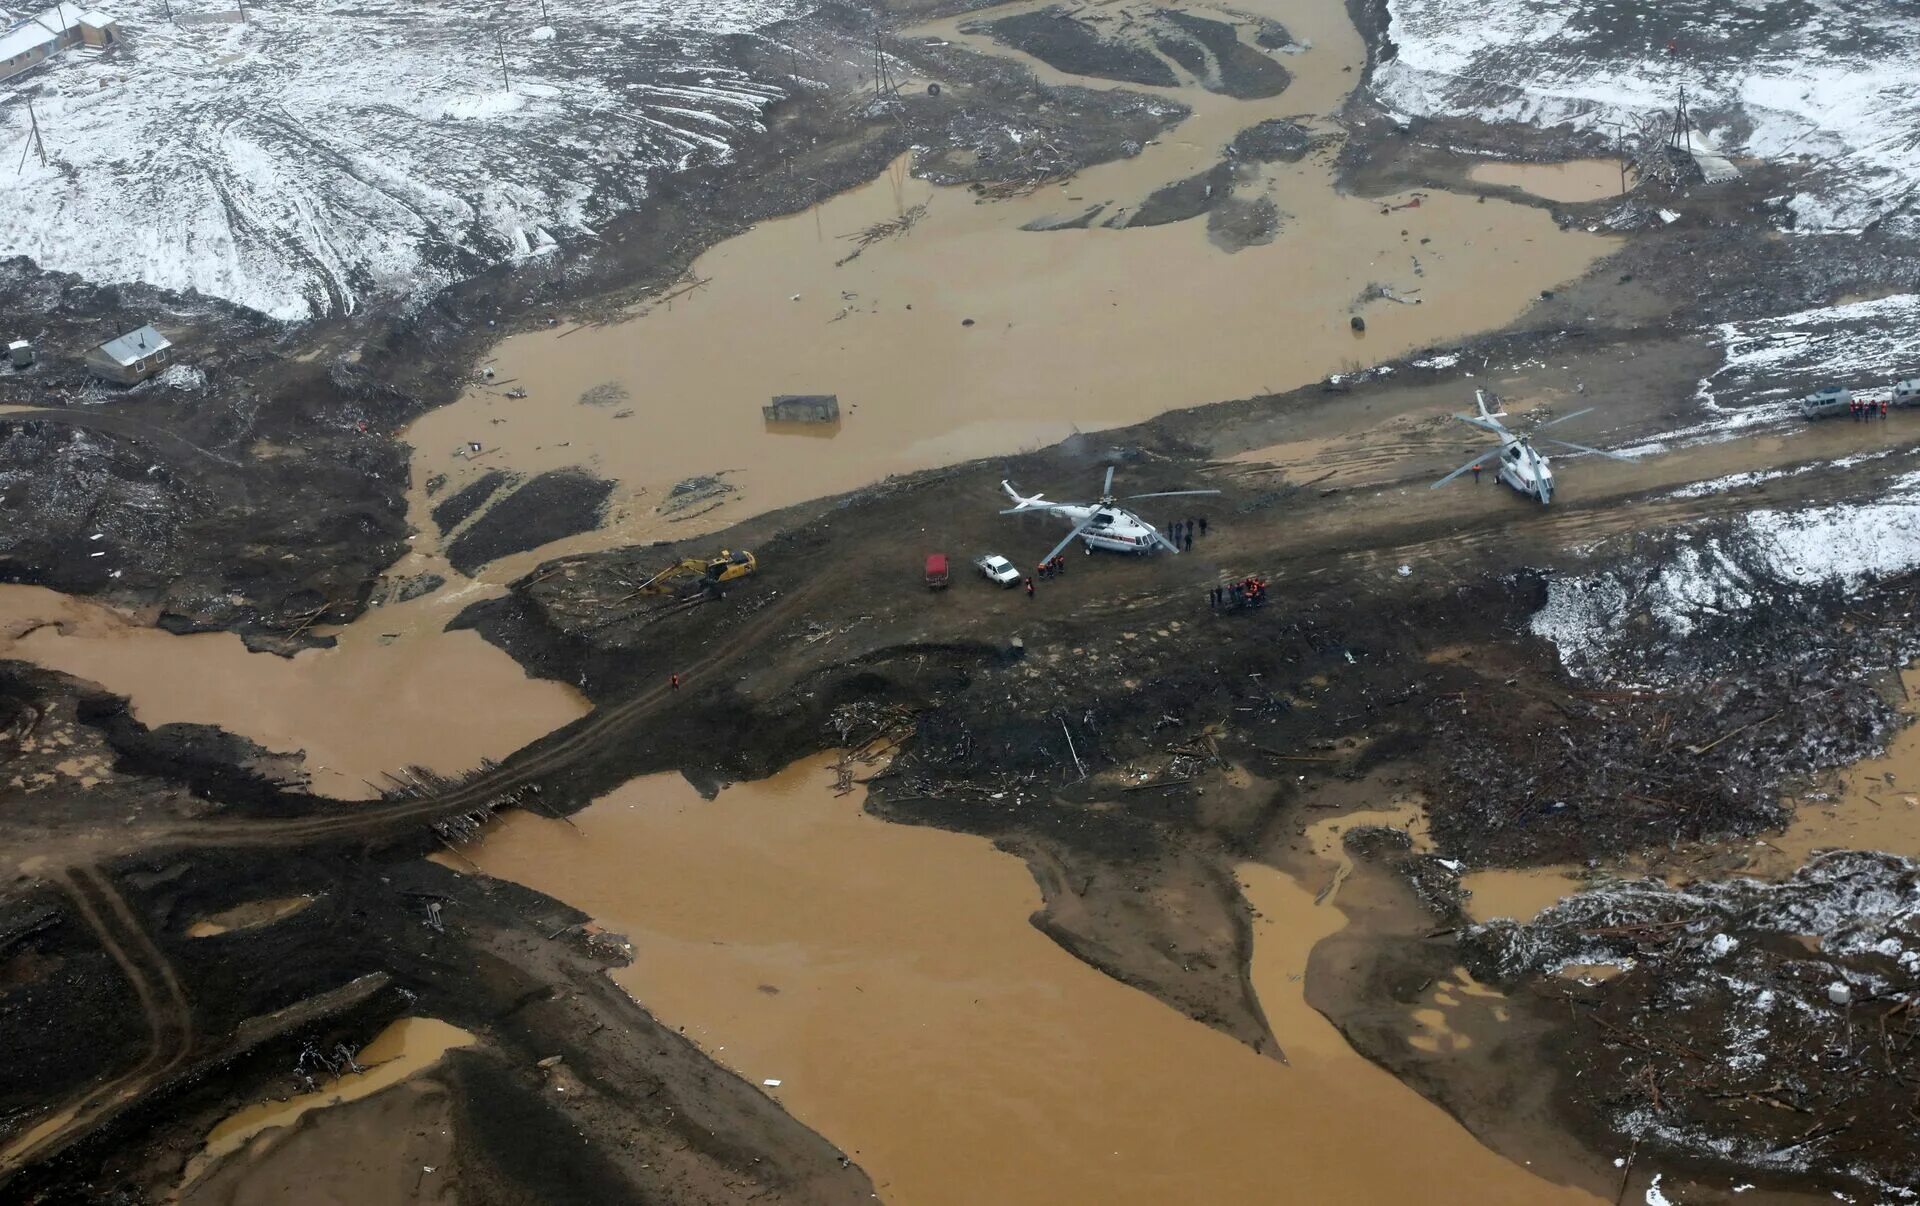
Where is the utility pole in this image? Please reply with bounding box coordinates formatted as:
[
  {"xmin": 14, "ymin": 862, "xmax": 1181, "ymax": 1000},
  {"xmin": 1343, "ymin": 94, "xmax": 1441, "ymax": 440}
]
[
  {"xmin": 26, "ymin": 99, "xmax": 46, "ymax": 169},
  {"xmin": 496, "ymin": 31, "xmax": 510, "ymax": 92},
  {"xmin": 538, "ymin": 0, "xmax": 549, "ymax": 23},
  {"xmin": 1600, "ymin": 118, "xmax": 1629, "ymax": 196}
]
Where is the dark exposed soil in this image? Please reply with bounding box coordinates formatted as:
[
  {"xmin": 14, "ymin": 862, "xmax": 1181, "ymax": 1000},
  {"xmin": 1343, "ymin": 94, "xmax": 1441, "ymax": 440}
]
[
  {"xmin": 1227, "ymin": 117, "xmax": 1316, "ymax": 162},
  {"xmin": 444, "ymin": 469, "xmax": 615, "ymax": 576},
  {"xmin": 1127, "ymin": 162, "xmax": 1236, "ymax": 227},
  {"xmin": 430, "ymin": 470, "xmax": 511, "ymax": 537},
  {"xmin": 980, "ymin": 8, "xmax": 1179, "ymax": 88}
]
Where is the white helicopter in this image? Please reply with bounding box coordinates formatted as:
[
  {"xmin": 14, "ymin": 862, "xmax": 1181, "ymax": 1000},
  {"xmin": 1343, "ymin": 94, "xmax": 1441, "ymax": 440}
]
[
  {"xmin": 1001, "ymin": 466, "xmax": 1220, "ymax": 562},
  {"xmin": 1432, "ymin": 390, "xmax": 1627, "ymax": 504}
]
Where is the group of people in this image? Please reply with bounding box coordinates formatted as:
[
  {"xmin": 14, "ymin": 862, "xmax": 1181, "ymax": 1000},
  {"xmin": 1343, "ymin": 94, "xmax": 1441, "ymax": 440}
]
[
  {"xmin": 1852, "ymin": 396, "xmax": 1891, "ymax": 421},
  {"xmin": 1035, "ymin": 554, "xmax": 1069, "ymax": 580},
  {"xmin": 1166, "ymin": 516, "xmax": 1209, "ymax": 549},
  {"xmin": 1209, "ymin": 576, "xmax": 1268, "ymax": 611}
]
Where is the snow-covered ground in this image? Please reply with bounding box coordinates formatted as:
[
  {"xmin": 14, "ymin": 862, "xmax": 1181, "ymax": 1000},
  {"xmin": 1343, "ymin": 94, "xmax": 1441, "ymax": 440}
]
[
  {"xmin": 0, "ymin": 0, "xmax": 801, "ymax": 318},
  {"xmin": 1698, "ymin": 293, "xmax": 1920, "ymax": 407},
  {"xmin": 1372, "ymin": 0, "xmax": 1920, "ymax": 235},
  {"xmin": 1532, "ymin": 493, "xmax": 1920, "ymax": 678}
]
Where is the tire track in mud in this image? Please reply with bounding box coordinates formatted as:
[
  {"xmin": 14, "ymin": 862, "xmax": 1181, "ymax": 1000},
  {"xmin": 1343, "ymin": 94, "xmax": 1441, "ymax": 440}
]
[{"xmin": 0, "ymin": 866, "xmax": 195, "ymax": 1181}]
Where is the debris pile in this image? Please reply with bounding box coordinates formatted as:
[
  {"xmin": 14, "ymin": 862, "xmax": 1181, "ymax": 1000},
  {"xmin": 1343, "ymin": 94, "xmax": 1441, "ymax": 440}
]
[{"xmin": 1463, "ymin": 852, "xmax": 1920, "ymax": 1198}]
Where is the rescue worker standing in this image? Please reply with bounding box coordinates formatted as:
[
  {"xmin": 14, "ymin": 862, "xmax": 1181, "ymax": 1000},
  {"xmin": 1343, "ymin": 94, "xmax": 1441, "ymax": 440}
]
[{"xmin": 1024, "ymin": 576, "xmax": 1035, "ymax": 599}]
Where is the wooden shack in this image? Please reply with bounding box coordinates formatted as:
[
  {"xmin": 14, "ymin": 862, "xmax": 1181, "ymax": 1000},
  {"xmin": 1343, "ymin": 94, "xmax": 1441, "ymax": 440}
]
[{"xmin": 763, "ymin": 394, "xmax": 840, "ymax": 424}]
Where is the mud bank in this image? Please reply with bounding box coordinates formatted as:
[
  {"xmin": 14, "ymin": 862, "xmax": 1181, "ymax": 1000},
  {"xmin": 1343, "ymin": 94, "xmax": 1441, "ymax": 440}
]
[{"xmin": 462, "ymin": 754, "xmax": 1592, "ymax": 1203}]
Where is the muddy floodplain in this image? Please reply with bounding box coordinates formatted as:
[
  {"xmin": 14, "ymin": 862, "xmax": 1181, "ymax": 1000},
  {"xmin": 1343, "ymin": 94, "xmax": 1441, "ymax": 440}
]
[{"xmin": 8, "ymin": 0, "xmax": 1920, "ymax": 1197}]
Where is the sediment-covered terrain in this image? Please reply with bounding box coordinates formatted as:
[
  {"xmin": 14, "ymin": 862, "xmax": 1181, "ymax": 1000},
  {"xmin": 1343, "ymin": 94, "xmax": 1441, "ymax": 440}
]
[{"xmin": 5, "ymin": 0, "xmax": 1920, "ymax": 1200}]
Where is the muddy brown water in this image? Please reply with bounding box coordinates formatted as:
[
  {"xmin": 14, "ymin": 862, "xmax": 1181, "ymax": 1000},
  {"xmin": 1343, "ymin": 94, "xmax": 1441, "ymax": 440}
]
[
  {"xmin": 404, "ymin": 0, "xmax": 1612, "ymax": 583},
  {"xmin": 1467, "ymin": 159, "xmax": 1629, "ymax": 204},
  {"xmin": 0, "ymin": 584, "xmax": 585, "ymax": 800},
  {"xmin": 459, "ymin": 756, "xmax": 1594, "ymax": 1203}
]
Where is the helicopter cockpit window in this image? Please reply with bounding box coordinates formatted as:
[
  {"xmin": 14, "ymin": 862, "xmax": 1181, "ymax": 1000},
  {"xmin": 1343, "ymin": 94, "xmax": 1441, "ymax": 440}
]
[{"xmin": 1091, "ymin": 512, "xmax": 1114, "ymax": 527}]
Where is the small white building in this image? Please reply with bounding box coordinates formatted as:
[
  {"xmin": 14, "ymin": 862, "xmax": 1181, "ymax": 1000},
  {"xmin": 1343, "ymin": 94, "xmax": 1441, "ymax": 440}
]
[
  {"xmin": 0, "ymin": 6, "xmax": 117, "ymax": 83},
  {"xmin": 86, "ymin": 324, "xmax": 172, "ymax": 386}
]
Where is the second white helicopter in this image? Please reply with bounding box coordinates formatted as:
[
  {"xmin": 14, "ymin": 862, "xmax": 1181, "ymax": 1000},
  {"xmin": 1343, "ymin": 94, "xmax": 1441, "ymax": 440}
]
[{"xmin": 1432, "ymin": 390, "xmax": 1627, "ymax": 504}]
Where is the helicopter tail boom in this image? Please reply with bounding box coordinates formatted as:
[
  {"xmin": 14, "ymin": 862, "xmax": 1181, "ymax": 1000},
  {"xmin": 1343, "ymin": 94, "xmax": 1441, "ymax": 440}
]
[{"xmin": 1000, "ymin": 480, "xmax": 1053, "ymax": 512}]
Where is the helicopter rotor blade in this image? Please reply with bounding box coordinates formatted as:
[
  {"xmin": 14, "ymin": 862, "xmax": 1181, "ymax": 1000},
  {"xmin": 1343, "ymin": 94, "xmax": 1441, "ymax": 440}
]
[
  {"xmin": 1103, "ymin": 465, "xmax": 1116, "ymax": 496},
  {"xmin": 1431, "ymin": 448, "xmax": 1501, "ymax": 488},
  {"xmin": 1150, "ymin": 525, "xmax": 1180, "ymax": 553},
  {"xmin": 1045, "ymin": 518, "xmax": 1097, "ymax": 564},
  {"xmin": 1540, "ymin": 438, "xmax": 1630, "ymax": 460},
  {"xmin": 1001, "ymin": 501, "xmax": 1088, "ymax": 514},
  {"xmin": 1532, "ymin": 406, "xmax": 1597, "ymax": 432},
  {"xmin": 1124, "ymin": 489, "xmax": 1224, "ymax": 500}
]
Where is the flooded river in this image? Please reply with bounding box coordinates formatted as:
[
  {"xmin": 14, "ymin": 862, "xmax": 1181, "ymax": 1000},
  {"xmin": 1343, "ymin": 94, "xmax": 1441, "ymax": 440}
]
[
  {"xmin": 0, "ymin": 583, "xmax": 585, "ymax": 799},
  {"xmin": 405, "ymin": 0, "xmax": 1612, "ymax": 578},
  {"xmin": 461, "ymin": 756, "xmax": 1594, "ymax": 1203}
]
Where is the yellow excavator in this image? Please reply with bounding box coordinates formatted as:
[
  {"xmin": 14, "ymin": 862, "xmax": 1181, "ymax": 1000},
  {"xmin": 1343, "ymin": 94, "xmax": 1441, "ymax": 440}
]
[{"xmin": 633, "ymin": 548, "xmax": 757, "ymax": 599}]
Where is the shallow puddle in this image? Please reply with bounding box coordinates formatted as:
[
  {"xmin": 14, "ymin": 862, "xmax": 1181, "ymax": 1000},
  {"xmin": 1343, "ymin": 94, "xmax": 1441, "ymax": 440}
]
[
  {"xmin": 1468, "ymin": 159, "xmax": 1629, "ymax": 204},
  {"xmin": 1460, "ymin": 865, "xmax": 1588, "ymax": 925},
  {"xmin": 1748, "ymin": 666, "xmax": 1920, "ymax": 873},
  {"xmin": 0, "ymin": 584, "xmax": 585, "ymax": 800},
  {"xmin": 185, "ymin": 896, "xmax": 315, "ymax": 939},
  {"xmin": 460, "ymin": 756, "xmax": 1592, "ymax": 1203},
  {"xmin": 172, "ymin": 1017, "xmax": 473, "ymax": 1199},
  {"xmin": 404, "ymin": 0, "xmax": 1613, "ymax": 580}
]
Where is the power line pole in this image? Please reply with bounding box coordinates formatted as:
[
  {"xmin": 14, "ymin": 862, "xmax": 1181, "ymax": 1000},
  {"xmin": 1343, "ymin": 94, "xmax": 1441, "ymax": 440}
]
[
  {"xmin": 496, "ymin": 31, "xmax": 511, "ymax": 91},
  {"xmin": 538, "ymin": 0, "xmax": 549, "ymax": 24},
  {"xmin": 1600, "ymin": 118, "xmax": 1628, "ymax": 196},
  {"xmin": 27, "ymin": 100, "xmax": 46, "ymax": 168}
]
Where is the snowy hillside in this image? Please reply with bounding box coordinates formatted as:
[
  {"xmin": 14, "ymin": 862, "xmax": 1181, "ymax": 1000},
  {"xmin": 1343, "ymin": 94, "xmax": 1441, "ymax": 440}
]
[
  {"xmin": 0, "ymin": 0, "xmax": 800, "ymax": 319},
  {"xmin": 1372, "ymin": 0, "xmax": 1920, "ymax": 235}
]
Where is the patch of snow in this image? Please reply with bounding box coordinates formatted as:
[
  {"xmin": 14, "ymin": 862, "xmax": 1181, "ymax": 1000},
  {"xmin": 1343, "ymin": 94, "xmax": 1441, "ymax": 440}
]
[
  {"xmin": 0, "ymin": 0, "xmax": 800, "ymax": 319},
  {"xmin": 1412, "ymin": 352, "xmax": 1461, "ymax": 369},
  {"xmin": 1372, "ymin": 0, "xmax": 1920, "ymax": 237},
  {"xmin": 1644, "ymin": 1173, "xmax": 1672, "ymax": 1206},
  {"xmin": 1532, "ymin": 494, "xmax": 1920, "ymax": 675},
  {"xmin": 151, "ymin": 363, "xmax": 206, "ymax": 392},
  {"xmin": 439, "ymin": 90, "xmax": 531, "ymax": 121},
  {"xmin": 1698, "ymin": 295, "xmax": 1920, "ymax": 409}
]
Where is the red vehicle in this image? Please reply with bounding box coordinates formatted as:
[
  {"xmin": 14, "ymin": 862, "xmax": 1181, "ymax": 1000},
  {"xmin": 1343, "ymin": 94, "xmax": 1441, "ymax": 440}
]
[{"xmin": 924, "ymin": 553, "xmax": 949, "ymax": 589}]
